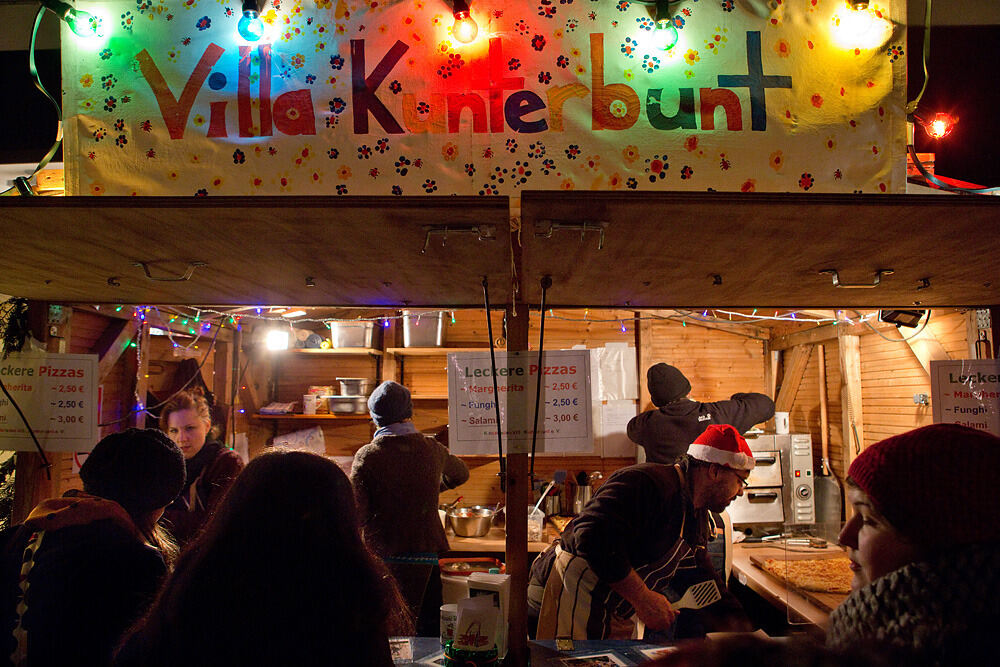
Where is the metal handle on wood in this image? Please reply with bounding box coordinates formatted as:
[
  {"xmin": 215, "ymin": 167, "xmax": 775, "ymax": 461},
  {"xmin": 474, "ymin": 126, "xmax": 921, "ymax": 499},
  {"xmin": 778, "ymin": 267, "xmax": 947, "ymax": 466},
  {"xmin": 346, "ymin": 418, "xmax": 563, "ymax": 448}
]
[
  {"xmin": 132, "ymin": 261, "xmax": 207, "ymax": 282},
  {"xmin": 421, "ymin": 225, "xmax": 497, "ymax": 254},
  {"xmin": 754, "ymin": 456, "xmax": 776, "ymax": 465},
  {"xmin": 535, "ymin": 221, "xmax": 608, "ymax": 250},
  {"xmin": 819, "ymin": 268, "xmax": 893, "ymax": 289},
  {"xmin": 748, "ymin": 492, "xmax": 779, "ymax": 501}
]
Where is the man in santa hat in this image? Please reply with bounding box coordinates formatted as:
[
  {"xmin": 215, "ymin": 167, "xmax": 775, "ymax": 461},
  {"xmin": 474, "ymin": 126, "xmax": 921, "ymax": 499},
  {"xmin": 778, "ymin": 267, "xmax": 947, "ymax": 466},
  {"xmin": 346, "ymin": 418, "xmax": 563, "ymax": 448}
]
[{"xmin": 529, "ymin": 424, "xmax": 755, "ymax": 640}]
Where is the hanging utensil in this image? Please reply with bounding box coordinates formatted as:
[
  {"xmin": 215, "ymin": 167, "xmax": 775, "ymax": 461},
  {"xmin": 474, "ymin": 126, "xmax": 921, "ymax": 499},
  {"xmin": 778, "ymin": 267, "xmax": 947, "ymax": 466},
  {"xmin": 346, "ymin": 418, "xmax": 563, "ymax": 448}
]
[{"xmin": 532, "ymin": 481, "xmax": 556, "ymax": 515}]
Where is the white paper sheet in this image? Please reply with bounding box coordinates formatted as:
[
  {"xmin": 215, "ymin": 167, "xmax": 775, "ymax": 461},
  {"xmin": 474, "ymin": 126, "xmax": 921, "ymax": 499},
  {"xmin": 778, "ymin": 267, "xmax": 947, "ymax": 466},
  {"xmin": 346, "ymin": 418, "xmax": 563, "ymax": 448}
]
[{"xmin": 599, "ymin": 400, "xmax": 637, "ymax": 457}]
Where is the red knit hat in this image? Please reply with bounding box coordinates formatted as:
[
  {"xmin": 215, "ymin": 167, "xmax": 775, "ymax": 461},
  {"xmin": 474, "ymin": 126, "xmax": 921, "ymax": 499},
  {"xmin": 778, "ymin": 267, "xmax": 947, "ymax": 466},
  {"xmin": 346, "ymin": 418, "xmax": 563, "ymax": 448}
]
[
  {"xmin": 687, "ymin": 424, "xmax": 755, "ymax": 472},
  {"xmin": 848, "ymin": 423, "xmax": 1000, "ymax": 548}
]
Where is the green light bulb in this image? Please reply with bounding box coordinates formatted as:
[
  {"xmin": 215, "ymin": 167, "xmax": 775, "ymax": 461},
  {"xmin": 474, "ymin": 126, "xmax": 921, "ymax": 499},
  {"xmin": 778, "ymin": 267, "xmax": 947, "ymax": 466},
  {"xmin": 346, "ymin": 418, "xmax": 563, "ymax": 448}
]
[{"xmin": 64, "ymin": 8, "xmax": 100, "ymax": 39}]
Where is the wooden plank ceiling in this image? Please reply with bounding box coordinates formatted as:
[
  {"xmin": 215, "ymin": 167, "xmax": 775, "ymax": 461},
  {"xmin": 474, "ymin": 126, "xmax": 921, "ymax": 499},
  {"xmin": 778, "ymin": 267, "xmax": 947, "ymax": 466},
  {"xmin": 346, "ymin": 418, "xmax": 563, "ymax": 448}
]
[
  {"xmin": 0, "ymin": 196, "xmax": 510, "ymax": 307},
  {"xmin": 1, "ymin": 192, "xmax": 997, "ymax": 308},
  {"xmin": 519, "ymin": 191, "xmax": 1000, "ymax": 309}
]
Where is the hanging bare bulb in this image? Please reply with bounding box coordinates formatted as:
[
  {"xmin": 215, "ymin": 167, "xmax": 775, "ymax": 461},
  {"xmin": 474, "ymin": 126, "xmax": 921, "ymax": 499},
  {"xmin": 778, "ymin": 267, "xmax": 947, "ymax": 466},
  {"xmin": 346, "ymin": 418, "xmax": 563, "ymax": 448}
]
[
  {"xmin": 919, "ymin": 112, "xmax": 959, "ymax": 140},
  {"xmin": 452, "ymin": 0, "xmax": 478, "ymax": 44}
]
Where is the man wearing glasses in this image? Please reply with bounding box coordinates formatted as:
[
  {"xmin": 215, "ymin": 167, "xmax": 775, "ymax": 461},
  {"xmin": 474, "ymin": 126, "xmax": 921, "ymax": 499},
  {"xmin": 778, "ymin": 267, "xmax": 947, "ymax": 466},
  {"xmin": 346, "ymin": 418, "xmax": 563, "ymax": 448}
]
[{"xmin": 531, "ymin": 425, "xmax": 755, "ymax": 640}]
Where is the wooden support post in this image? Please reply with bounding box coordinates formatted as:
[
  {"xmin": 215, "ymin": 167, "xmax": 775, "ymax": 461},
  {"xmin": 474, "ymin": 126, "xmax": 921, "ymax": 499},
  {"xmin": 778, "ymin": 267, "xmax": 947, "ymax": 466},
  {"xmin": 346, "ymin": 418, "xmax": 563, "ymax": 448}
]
[
  {"xmin": 817, "ymin": 345, "xmax": 829, "ymax": 474},
  {"xmin": 96, "ymin": 319, "xmax": 139, "ymax": 383},
  {"xmin": 12, "ymin": 302, "xmax": 62, "ymax": 523},
  {"xmin": 837, "ymin": 329, "xmax": 864, "ymax": 477},
  {"xmin": 130, "ymin": 320, "xmax": 151, "ymax": 429},
  {"xmin": 504, "ymin": 227, "xmax": 530, "ymax": 666},
  {"xmin": 991, "ymin": 307, "xmax": 1000, "ymax": 359},
  {"xmin": 899, "ymin": 317, "xmax": 949, "ymax": 376}
]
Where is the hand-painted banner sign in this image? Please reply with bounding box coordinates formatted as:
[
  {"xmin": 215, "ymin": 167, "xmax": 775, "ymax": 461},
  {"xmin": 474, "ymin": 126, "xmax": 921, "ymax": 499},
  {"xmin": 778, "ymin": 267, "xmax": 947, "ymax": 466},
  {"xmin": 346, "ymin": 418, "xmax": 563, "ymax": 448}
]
[{"xmin": 61, "ymin": 0, "xmax": 906, "ymax": 196}]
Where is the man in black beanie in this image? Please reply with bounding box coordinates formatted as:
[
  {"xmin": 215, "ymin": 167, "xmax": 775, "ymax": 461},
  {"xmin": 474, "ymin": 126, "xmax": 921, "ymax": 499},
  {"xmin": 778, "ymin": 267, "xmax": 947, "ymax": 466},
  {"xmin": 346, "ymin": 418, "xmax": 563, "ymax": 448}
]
[{"xmin": 627, "ymin": 363, "xmax": 775, "ymax": 464}]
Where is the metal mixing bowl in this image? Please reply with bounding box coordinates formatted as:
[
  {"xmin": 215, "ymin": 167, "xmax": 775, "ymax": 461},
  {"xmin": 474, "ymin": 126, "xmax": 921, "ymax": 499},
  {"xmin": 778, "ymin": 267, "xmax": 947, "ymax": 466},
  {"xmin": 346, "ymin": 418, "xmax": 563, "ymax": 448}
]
[{"xmin": 447, "ymin": 506, "xmax": 495, "ymax": 537}]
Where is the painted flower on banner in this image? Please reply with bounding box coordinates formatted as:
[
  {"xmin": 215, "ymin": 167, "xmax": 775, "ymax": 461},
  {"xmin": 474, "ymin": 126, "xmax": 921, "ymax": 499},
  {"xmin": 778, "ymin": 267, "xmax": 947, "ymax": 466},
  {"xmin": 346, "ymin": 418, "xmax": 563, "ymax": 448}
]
[
  {"xmin": 531, "ymin": 34, "xmax": 547, "ymax": 51},
  {"xmin": 465, "ymin": 163, "xmax": 475, "ymax": 177},
  {"xmin": 538, "ymin": 2, "xmax": 556, "ymax": 20},
  {"xmin": 336, "ymin": 184, "xmax": 348, "ymax": 194},
  {"xmin": 722, "ymin": 0, "xmax": 735, "ymax": 11},
  {"xmin": 196, "ymin": 16, "xmax": 210, "ymax": 30},
  {"xmin": 368, "ymin": 168, "xmax": 379, "ymax": 178},
  {"xmin": 90, "ymin": 183, "xmax": 105, "ymax": 195},
  {"xmin": 741, "ymin": 179, "xmax": 756, "ymax": 192},
  {"xmin": 93, "ymin": 128, "xmax": 107, "ymax": 141},
  {"xmin": 609, "ymin": 100, "xmax": 627, "ymax": 118},
  {"xmin": 290, "ymin": 53, "xmax": 305, "ymax": 68},
  {"xmin": 615, "ymin": 1, "xmax": 629, "ymax": 12},
  {"xmin": 442, "ymin": 143, "xmax": 458, "ymax": 161},
  {"xmin": 620, "ymin": 37, "xmax": 638, "ymax": 58},
  {"xmin": 565, "ymin": 144, "xmax": 580, "ymax": 159},
  {"xmin": 566, "ymin": 18, "xmax": 578, "ymax": 31},
  {"xmin": 888, "ymin": 44, "xmax": 903, "ymax": 62},
  {"xmin": 769, "ymin": 150, "xmax": 784, "ymax": 171},
  {"xmin": 389, "ymin": 80, "xmax": 402, "ymax": 94},
  {"xmin": 479, "ymin": 183, "xmax": 499, "ymax": 195},
  {"xmin": 329, "ymin": 97, "xmax": 346, "ymax": 114},
  {"xmin": 635, "ymin": 16, "xmax": 653, "ymax": 31},
  {"xmin": 392, "ymin": 185, "xmax": 403, "ymax": 195},
  {"xmin": 583, "ymin": 155, "xmax": 600, "ymax": 171},
  {"xmin": 560, "ymin": 178, "xmax": 574, "ymax": 190},
  {"xmin": 799, "ymin": 173, "xmax": 814, "ymax": 190},
  {"xmin": 337, "ymin": 165, "xmax": 352, "ymax": 179},
  {"xmin": 375, "ymin": 138, "xmax": 390, "ymax": 154},
  {"xmin": 417, "ymin": 101, "xmax": 430, "ymax": 114},
  {"xmin": 99, "ymin": 48, "xmax": 112, "ymax": 60},
  {"xmin": 505, "ymin": 139, "xmax": 518, "ymax": 153},
  {"xmin": 423, "ymin": 179, "xmax": 437, "ymax": 192},
  {"xmin": 233, "ymin": 150, "xmax": 246, "ymax": 164},
  {"xmin": 330, "ymin": 54, "xmax": 345, "ymax": 70},
  {"xmin": 120, "ymin": 11, "xmax": 134, "ymax": 31},
  {"xmin": 680, "ymin": 165, "xmax": 693, "ymax": 179},
  {"xmin": 509, "ymin": 57, "xmax": 522, "ymax": 71},
  {"xmin": 490, "ymin": 166, "xmax": 508, "ymax": 183},
  {"xmin": 512, "ymin": 161, "xmax": 532, "ymax": 185},
  {"xmin": 114, "ymin": 134, "xmax": 128, "ymax": 148},
  {"xmin": 327, "ymin": 148, "xmax": 339, "ymax": 159},
  {"xmin": 622, "ymin": 145, "xmax": 639, "ymax": 163},
  {"xmin": 626, "ymin": 177, "xmax": 638, "ymax": 190},
  {"xmin": 394, "ymin": 156, "xmax": 411, "ymax": 175},
  {"xmin": 516, "ymin": 19, "xmax": 529, "ymax": 34},
  {"xmin": 608, "ymin": 173, "xmax": 623, "ymax": 190},
  {"xmin": 113, "ymin": 119, "xmax": 125, "ymax": 131},
  {"xmin": 250, "ymin": 176, "xmax": 264, "ymax": 188},
  {"xmin": 81, "ymin": 74, "xmax": 93, "ymax": 87},
  {"xmin": 357, "ymin": 145, "xmax": 372, "ymax": 159},
  {"xmin": 556, "ymin": 55, "xmax": 568, "ymax": 68},
  {"xmin": 641, "ymin": 55, "xmax": 660, "ymax": 73},
  {"xmin": 538, "ymin": 71, "xmax": 551, "ymax": 84},
  {"xmin": 103, "ymin": 96, "xmax": 117, "ymax": 112},
  {"xmin": 774, "ymin": 39, "xmax": 790, "ymax": 57},
  {"xmin": 528, "ymin": 142, "xmax": 546, "ymax": 158},
  {"xmin": 645, "ymin": 154, "xmax": 669, "ymax": 182},
  {"xmin": 684, "ymin": 49, "xmax": 700, "ymax": 65},
  {"xmin": 541, "ymin": 158, "xmax": 556, "ymax": 174},
  {"xmin": 825, "ymin": 137, "xmax": 836, "ymax": 150}
]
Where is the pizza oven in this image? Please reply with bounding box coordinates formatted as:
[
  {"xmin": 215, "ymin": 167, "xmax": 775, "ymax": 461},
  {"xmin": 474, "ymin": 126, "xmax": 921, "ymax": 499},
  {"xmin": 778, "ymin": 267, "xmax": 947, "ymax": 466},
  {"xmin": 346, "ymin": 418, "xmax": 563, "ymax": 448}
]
[{"xmin": 728, "ymin": 433, "xmax": 816, "ymax": 535}]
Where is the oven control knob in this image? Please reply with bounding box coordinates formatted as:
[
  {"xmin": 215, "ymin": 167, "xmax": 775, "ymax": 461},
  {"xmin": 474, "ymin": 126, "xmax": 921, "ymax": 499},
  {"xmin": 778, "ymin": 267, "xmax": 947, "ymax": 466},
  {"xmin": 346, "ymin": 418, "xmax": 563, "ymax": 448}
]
[{"xmin": 796, "ymin": 484, "xmax": 812, "ymax": 500}]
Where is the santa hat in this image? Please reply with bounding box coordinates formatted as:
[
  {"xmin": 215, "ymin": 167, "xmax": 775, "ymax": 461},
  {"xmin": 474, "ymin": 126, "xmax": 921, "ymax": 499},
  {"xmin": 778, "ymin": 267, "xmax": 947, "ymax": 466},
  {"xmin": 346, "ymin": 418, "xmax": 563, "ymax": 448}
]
[{"xmin": 687, "ymin": 424, "xmax": 755, "ymax": 472}]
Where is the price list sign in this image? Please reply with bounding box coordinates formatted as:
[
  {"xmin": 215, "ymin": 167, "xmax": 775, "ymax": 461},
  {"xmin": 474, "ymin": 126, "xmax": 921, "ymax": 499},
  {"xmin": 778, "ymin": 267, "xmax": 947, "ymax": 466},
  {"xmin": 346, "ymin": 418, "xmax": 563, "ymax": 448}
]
[
  {"xmin": 447, "ymin": 349, "xmax": 592, "ymax": 455},
  {"xmin": 931, "ymin": 359, "xmax": 1000, "ymax": 436},
  {"xmin": 0, "ymin": 352, "xmax": 99, "ymax": 451}
]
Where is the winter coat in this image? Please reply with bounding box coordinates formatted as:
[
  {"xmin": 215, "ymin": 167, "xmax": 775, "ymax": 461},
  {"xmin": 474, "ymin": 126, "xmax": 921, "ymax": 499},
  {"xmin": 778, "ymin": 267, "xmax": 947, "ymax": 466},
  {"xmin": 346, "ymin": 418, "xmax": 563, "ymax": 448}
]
[
  {"xmin": 0, "ymin": 493, "xmax": 166, "ymax": 666},
  {"xmin": 351, "ymin": 432, "xmax": 469, "ymax": 557},
  {"xmin": 163, "ymin": 441, "xmax": 243, "ymax": 545},
  {"xmin": 627, "ymin": 393, "xmax": 775, "ymax": 464}
]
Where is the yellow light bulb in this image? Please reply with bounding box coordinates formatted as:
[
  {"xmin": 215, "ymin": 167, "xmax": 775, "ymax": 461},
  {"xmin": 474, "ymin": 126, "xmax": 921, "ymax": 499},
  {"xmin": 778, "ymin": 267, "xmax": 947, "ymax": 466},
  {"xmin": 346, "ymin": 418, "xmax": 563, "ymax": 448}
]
[{"xmin": 453, "ymin": 11, "xmax": 478, "ymax": 44}]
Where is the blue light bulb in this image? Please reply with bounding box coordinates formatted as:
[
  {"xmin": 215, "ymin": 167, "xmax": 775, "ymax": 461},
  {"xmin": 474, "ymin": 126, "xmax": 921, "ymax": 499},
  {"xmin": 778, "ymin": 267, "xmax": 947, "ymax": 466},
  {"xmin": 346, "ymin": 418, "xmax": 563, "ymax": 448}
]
[{"xmin": 238, "ymin": 9, "xmax": 264, "ymax": 41}]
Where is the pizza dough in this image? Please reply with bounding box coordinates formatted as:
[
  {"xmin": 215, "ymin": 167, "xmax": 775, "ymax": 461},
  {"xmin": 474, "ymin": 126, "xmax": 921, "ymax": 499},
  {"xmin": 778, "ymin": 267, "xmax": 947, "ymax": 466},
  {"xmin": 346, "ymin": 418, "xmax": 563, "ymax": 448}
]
[{"xmin": 758, "ymin": 557, "xmax": 853, "ymax": 594}]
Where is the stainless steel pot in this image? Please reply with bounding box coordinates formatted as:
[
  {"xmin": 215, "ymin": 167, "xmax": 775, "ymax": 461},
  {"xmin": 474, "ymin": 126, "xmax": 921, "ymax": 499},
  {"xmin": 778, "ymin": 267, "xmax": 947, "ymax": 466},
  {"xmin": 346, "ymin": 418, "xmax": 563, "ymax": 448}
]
[
  {"xmin": 447, "ymin": 506, "xmax": 495, "ymax": 537},
  {"xmin": 327, "ymin": 395, "xmax": 368, "ymax": 414}
]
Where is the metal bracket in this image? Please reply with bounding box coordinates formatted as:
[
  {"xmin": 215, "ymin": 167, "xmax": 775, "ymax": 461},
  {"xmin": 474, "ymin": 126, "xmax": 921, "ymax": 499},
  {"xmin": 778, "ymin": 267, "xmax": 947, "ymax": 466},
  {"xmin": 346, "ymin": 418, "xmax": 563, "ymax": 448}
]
[
  {"xmin": 133, "ymin": 261, "xmax": 207, "ymax": 282},
  {"xmin": 421, "ymin": 224, "xmax": 497, "ymax": 254},
  {"xmin": 535, "ymin": 221, "xmax": 609, "ymax": 250},
  {"xmin": 819, "ymin": 268, "xmax": 893, "ymax": 289}
]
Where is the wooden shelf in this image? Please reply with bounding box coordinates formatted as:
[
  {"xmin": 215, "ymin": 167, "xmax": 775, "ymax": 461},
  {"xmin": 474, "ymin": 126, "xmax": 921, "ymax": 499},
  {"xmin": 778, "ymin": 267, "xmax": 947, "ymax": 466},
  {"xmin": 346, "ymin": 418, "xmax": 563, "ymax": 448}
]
[
  {"xmin": 254, "ymin": 413, "xmax": 371, "ymax": 421},
  {"xmin": 278, "ymin": 347, "xmax": 382, "ymax": 356},
  {"xmin": 386, "ymin": 347, "xmax": 490, "ymax": 356}
]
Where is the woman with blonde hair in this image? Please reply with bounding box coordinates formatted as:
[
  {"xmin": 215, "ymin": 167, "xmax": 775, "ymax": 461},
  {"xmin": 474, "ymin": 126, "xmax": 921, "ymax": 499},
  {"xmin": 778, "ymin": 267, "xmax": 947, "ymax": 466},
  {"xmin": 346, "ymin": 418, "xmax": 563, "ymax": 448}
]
[{"xmin": 159, "ymin": 389, "xmax": 243, "ymax": 545}]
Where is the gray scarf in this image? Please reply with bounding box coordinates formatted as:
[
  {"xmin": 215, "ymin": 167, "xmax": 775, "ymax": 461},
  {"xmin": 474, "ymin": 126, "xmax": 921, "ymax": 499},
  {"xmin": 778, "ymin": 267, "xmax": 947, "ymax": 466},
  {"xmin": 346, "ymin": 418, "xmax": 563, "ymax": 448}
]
[{"xmin": 827, "ymin": 543, "xmax": 1000, "ymax": 665}]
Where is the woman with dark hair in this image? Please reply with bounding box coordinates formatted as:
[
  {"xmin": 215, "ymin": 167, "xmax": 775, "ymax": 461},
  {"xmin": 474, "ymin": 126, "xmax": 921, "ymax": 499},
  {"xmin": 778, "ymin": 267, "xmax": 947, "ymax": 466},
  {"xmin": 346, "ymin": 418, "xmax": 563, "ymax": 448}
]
[
  {"xmin": 827, "ymin": 423, "xmax": 1000, "ymax": 665},
  {"xmin": 159, "ymin": 388, "xmax": 243, "ymax": 545},
  {"xmin": 115, "ymin": 450, "xmax": 413, "ymax": 666},
  {"xmin": 0, "ymin": 428, "xmax": 186, "ymax": 666}
]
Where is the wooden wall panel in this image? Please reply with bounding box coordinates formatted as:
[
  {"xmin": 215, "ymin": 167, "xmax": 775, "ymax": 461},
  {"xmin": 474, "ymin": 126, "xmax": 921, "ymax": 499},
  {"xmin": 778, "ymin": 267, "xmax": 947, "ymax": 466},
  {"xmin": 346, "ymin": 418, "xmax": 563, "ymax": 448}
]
[{"xmin": 790, "ymin": 344, "xmax": 848, "ymax": 481}]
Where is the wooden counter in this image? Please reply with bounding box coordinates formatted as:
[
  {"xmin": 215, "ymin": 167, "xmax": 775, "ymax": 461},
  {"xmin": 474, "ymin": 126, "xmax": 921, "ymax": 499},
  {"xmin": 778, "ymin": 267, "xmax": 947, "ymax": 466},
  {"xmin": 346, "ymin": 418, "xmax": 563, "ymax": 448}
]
[
  {"xmin": 731, "ymin": 543, "xmax": 849, "ymax": 629},
  {"xmin": 446, "ymin": 526, "xmax": 556, "ymax": 554}
]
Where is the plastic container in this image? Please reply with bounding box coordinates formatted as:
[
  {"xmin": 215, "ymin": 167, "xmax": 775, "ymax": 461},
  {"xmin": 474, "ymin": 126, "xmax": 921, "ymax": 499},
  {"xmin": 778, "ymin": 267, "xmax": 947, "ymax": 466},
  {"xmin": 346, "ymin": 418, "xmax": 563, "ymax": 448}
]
[
  {"xmin": 403, "ymin": 310, "xmax": 446, "ymax": 347},
  {"xmin": 527, "ymin": 507, "xmax": 545, "ymax": 542},
  {"xmin": 328, "ymin": 321, "xmax": 375, "ymax": 348}
]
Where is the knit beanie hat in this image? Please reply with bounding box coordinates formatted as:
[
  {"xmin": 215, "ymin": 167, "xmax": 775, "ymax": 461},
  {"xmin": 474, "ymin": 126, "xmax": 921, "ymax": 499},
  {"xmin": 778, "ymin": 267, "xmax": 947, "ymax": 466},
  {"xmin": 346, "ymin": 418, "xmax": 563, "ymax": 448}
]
[
  {"xmin": 687, "ymin": 424, "xmax": 755, "ymax": 472},
  {"xmin": 848, "ymin": 423, "xmax": 1000, "ymax": 548},
  {"xmin": 648, "ymin": 363, "xmax": 692, "ymax": 407},
  {"xmin": 367, "ymin": 381, "xmax": 413, "ymax": 427},
  {"xmin": 80, "ymin": 428, "xmax": 186, "ymax": 517}
]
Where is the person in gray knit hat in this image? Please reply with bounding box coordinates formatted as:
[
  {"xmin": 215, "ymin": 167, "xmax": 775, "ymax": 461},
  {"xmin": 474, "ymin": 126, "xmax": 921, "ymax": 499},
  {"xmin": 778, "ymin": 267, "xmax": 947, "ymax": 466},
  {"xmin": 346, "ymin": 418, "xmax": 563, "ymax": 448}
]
[
  {"xmin": 0, "ymin": 428, "xmax": 186, "ymax": 666},
  {"xmin": 351, "ymin": 381, "xmax": 469, "ymax": 637},
  {"xmin": 627, "ymin": 363, "xmax": 775, "ymax": 464}
]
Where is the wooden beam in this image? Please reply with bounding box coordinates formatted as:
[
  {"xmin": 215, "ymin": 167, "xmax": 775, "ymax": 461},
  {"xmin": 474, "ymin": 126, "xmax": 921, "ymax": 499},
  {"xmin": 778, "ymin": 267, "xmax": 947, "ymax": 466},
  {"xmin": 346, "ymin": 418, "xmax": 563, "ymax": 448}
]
[
  {"xmin": 991, "ymin": 307, "xmax": 1000, "ymax": 359},
  {"xmin": 763, "ymin": 344, "xmax": 778, "ymax": 400},
  {"xmin": 899, "ymin": 322, "xmax": 950, "ymax": 376},
  {"xmin": 770, "ymin": 318, "xmax": 898, "ymax": 351},
  {"xmin": 774, "ymin": 345, "xmax": 812, "ymax": 414},
  {"xmin": 644, "ymin": 309, "xmax": 769, "ymax": 341},
  {"xmin": 97, "ymin": 318, "xmax": 138, "ymax": 382},
  {"xmin": 965, "ymin": 310, "xmax": 980, "ymax": 359},
  {"xmin": 817, "ymin": 344, "xmax": 830, "ymax": 474}
]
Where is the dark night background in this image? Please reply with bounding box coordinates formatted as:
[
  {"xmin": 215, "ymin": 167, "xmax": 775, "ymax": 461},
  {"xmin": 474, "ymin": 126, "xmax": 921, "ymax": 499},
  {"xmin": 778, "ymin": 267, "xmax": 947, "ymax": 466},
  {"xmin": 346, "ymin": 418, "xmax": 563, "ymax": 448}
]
[{"xmin": 1, "ymin": 24, "xmax": 998, "ymax": 186}]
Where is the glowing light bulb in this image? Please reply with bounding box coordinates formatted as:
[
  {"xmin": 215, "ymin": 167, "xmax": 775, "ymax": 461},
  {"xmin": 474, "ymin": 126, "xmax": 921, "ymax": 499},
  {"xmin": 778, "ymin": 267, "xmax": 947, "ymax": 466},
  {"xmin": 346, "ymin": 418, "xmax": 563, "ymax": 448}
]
[
  {"xmin": 238, "ymin": 9, "xmax": 264, "ymax": 41},
  {"xmin": 265, "ymin": 329, "xmax": 289, "ymax": 350},
  {"xmin": 40, "ymin": 0, "xmax": 104, "ymax": 39},
  {"xmin": 922, "ymin": 112, "xmax": 958, "ymax": 139},
  {"xmin": 452, "ymin": 10, "xmax": 478, "ymax": 44},
  {"xmin": 654, "ymin": 20, "xmax": 679, "ymax": 51}
]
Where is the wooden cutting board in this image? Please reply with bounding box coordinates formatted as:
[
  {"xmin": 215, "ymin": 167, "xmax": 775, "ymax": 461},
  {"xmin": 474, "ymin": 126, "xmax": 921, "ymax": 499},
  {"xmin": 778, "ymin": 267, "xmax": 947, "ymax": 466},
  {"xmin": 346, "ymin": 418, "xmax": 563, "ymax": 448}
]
[{"xmin": 749, "ymin": 552, "xmax": 850, "ymax": 612}]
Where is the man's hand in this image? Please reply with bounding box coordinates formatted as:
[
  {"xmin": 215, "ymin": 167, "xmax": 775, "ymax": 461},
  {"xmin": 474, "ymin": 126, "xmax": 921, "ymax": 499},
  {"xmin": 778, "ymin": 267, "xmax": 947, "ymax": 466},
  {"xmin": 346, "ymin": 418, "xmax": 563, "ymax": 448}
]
[
  {"xmin": 609, "ymin": 570, "xmax": 678, "ymax": 631},
  {"xmin": 633, "ymin": 588, "xmax": 678, "ymax": 632}
]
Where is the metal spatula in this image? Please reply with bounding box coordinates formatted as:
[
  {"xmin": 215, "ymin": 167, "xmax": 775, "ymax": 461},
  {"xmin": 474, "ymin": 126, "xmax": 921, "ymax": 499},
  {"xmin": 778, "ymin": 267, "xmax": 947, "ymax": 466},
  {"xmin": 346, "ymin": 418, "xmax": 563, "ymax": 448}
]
[{"xmin": 673, "ymin": 580, "xmax": 722, "ymax": 610}]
